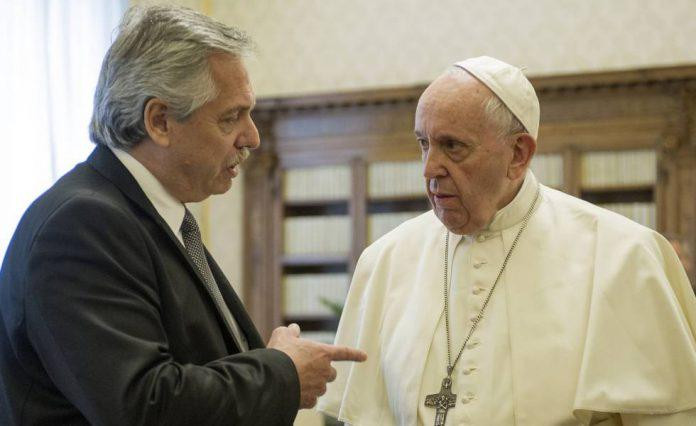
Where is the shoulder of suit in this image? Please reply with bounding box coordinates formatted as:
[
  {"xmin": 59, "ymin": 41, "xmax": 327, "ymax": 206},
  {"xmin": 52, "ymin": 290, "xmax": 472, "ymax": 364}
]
[{"xmin": 22, "ymin": 163, "xmax": 135, "ymax": 234}]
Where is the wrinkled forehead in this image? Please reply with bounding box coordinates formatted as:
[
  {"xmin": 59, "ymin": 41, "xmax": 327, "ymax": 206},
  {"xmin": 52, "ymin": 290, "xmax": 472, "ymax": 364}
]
[{"xmin": 416, "ymin": 72, "xmax": 494, "ymax": 123}]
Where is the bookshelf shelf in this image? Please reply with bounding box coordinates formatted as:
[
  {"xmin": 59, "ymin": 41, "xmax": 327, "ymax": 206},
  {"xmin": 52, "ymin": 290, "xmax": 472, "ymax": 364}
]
[
  {"xmin": 244, "ymin": 64, "xmax": 696, "ymax": 340},
  {"xmin": 581, "ymin": 187, "xmax": 653, "ymax": 204},
  {"xmin": 367, "ymin": 196, "xmax": 430, "ymax": 213},
  {"xmin": 282, "ymin": 315, "xmax": 340, "ymax": 332},
  {"xmin": 281, "ymin": 254, "xmax": 349, "ymax": 268},
  {"xmin": 284, "ymin": 200, "xmax": 349, "ymax": 217},
  {"xmin": 580, "ymin": 184, "xmax": 654, "ymax": 193}
]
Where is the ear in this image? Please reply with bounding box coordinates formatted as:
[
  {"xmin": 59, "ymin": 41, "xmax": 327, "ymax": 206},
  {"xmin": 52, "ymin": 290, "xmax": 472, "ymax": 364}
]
[
  {"xmin": 143, "ymin": 98, "xmax": 171, "ymax": 147},
  {"xmin": 507, "ymin": 133, "xmax": 537, "ymax": 180}
]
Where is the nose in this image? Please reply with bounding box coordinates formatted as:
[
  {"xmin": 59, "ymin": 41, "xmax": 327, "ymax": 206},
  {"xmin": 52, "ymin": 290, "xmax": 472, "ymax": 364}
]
[
  {"xmin": 423, "ymin": 144, "xmax": 447, "ymax": 180},
  {"xmin": 237, "ymin": 115, "xmax": 261, "ymax": 150}
]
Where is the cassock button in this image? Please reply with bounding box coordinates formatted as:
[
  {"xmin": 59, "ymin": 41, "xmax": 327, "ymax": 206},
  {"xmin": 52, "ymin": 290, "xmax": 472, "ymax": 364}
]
[
  {"xmin": 462, "ymin": 367, "xmax": 477, "ymax": 375},
  {"xmin": 473, "ymin": 259, "xmax": 487, "ymax": 269},
  {"xmin": 461, "ymin": 392, "xmax": 476, "ymax": 404},
  {"xmin": 475, "ymin": 234, "xmax": 487, "ymax": 243},
  {"xmin": 467, "ymin": 339, "xmax": 480, "ymax": 348},
  {"xmin": 472, "ymin": 286, "xmax": 485, "ymax": 295}
]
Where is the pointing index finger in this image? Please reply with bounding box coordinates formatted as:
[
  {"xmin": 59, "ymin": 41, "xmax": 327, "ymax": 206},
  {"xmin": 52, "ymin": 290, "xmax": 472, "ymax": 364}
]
[{"xmin": 324, "ymin": 344, "xmax": 367, "ymax": 362}]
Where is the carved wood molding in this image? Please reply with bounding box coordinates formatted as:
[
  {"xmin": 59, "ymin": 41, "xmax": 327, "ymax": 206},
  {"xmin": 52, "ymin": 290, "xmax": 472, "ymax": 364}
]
[{"xmin": 254, "ymin": 65, "xmax": 696, "ymax": 114}]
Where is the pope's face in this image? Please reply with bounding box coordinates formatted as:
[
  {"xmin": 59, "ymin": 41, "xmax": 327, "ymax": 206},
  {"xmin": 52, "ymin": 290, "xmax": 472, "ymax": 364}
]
[
  {"xmin": 166, "ymin": 54, "xmax": 259, "ymax": 202},
  {"xmin": 415, "ymin": 73, "xmax": 516, "ymax": 235}
]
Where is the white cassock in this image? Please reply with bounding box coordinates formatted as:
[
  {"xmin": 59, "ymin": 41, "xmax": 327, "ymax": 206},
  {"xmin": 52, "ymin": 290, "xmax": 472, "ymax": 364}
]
[{"xmin": 318, "ymin": 170, "xmax": 696, "ymax": 425}]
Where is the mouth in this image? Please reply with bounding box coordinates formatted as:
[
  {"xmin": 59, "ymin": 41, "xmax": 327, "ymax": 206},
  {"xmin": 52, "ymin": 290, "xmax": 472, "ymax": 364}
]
[
  {"xmin": 225, "ymin": 148, "xmax": 250, "ymax": 178},
  {"xmin": 226, "ymin": 161, "xmax": 242, "ymax": 178},
  {"xmin": 430, "ymin": 192, "xmax": 458, "ymax": 208},
  {"xmin": 432, "ymin": 192, "xmax": 455, "ymax": 200}
]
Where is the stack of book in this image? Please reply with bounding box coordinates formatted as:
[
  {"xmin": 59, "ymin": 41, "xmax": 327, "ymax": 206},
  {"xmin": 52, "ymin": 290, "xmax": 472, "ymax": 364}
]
[
  {"xmin": 581, "ymin": 150, "xmax": 656, "ymax": 188},
  {"xmin": 530, "ymin": 153, "xmax": 564, "ymax": 188},
  {"xmin": 368, "ymin": 161, "xmax": 425, "ymax": 197},
  {"xmin": 283, "ymin": 273, "xmax": 350, "ymax": 316},
  {"xmin": 284, "ymin": 165, "xmax": 351, "ymax": 201},
  {"xmin": 283, "ymin": 216, "xmax": 350, "ymax": 255}
]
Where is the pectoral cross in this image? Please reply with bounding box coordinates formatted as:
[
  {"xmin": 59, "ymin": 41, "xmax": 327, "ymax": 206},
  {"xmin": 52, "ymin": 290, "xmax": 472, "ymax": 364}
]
[{"xmin": 424, "ymin": 377, "xmax": 457, "ymax": 426}]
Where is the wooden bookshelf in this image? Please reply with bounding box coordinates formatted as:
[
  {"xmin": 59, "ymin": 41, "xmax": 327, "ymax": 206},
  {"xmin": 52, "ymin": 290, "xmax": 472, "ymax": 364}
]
[
  {"xmin": 284, "ymin": 200, "xmax": 349, "ymax": 216},
  {"xmin": 581, "ymin": 187, "xmax": 654, "ymax": 205},
  {"xmin": 367, "ymin": 197, "xmax": 430, "ymax": 213},
  {"xmin": 244, "ymin": 65, "xmax": 696, "ymax": 340},
  {"xmin": 282, "ymin": 315, "xmax": 340, "ymax": 332},
  {"xmin": 281, "ymin": 254, "xmax": 349, "ymax": 268}
]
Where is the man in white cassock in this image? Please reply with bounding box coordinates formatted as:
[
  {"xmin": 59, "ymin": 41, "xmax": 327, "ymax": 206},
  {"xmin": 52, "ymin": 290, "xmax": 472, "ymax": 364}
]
[{"xmin": 317, "ymin": 56, "xmax": 696, "ymax": 425}]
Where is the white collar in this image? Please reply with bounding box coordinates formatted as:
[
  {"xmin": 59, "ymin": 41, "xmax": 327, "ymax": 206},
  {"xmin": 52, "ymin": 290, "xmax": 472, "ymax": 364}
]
[
  {"xmin": 110, "ymin": 147, "xmax": 186, "ymax": 243},
  {"xmin": 484, "ymin": 168, "xmax": 540, "ymax": 233}
]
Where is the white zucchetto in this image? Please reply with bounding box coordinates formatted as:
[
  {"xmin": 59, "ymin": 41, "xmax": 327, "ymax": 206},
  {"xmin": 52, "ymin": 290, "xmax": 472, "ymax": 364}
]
[{"xmin": 454, "ymin": 56, "xmax": 540, "ymax": 139}]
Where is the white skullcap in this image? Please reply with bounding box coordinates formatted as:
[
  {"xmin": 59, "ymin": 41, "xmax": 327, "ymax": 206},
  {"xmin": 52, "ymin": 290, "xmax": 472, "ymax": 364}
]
[{"xmin": 453, "ymin": 56, "xmax": 540, "ymax": 139}]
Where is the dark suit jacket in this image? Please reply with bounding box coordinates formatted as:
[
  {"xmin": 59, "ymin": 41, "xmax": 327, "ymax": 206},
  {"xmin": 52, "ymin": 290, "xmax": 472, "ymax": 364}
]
[{"xmin": 0, "ymin": 146, "xmax": 299, "ymax": 425}]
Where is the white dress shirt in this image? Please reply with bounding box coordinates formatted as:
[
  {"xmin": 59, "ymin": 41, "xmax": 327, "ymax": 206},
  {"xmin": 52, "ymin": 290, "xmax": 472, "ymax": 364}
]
[{"xmin": 110, "ymin": 147, "xmax": 186, "ymax": 244}]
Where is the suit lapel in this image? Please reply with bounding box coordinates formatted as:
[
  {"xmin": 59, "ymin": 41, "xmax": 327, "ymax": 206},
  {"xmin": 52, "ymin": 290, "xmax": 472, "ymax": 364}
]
[
  {"xmin": 207, "ymin": 253, "xmax": 264, "ymax": 349},
  {"xmin": 87, "ymin": 146, "xmax": 201, "ymax": 277},
  {"xmin": 86, "ymin": 146, "xmax": 253, "ymax": 348}
]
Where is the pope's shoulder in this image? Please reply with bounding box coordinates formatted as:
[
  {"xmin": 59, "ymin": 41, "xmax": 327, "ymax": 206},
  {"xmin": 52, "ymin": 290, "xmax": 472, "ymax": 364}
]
[
  {"xmin": 358, "ymin": 186, "xmax": 668, "ymax": 264},
  {"xmin": 540, "ymin": 185, "xmax": 666, "ymax": 249}
]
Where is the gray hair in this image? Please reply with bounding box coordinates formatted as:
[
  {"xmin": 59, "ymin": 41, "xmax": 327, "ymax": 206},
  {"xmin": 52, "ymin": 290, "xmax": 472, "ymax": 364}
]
[
  {"xmin": 481, "ymin": 94, "xmax": 527, "ymax": 139},
  {"xmin": 89, "ymin": 5, "xmax": 252, "ymax": 149},
  {"xmin": 446, "ymin": 66, "xmax": 527, "ymax": 139}
]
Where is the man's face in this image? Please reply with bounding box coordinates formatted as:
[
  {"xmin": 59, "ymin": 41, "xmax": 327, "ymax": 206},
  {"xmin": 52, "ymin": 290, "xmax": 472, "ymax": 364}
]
[
  {"xmin": 165, "ymin": 54, "xmax": 259, "ymax": 202},
  {"xmin": 414, "ymin": 73, "xmax": 516, "ymax": 235}
]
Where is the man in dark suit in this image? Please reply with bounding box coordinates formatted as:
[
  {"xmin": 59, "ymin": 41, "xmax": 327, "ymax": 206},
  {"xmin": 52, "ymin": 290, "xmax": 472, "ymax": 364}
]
[{"xmin": 0, "ymin": 5, "xmax": 365, "ymax": 425}]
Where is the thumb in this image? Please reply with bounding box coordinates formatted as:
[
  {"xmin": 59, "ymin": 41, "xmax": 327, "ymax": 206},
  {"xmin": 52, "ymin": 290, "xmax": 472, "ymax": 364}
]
[{"xmin": 287, "ymin": 323, "xmax": 301, "ymax": 337}]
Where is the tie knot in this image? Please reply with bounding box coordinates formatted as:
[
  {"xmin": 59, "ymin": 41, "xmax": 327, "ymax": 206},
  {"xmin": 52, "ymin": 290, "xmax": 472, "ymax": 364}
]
[{"xmin": 180, "ymin": 209, "xmax": 199, "ymax": 235}]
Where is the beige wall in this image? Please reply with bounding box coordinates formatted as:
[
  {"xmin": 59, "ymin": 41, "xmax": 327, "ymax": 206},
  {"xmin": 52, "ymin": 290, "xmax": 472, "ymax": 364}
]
[
  {"xmin": 130, "ymin": 0, "xmax": 696, "ymax": 295},
  {"xmin": 134, "ymin": 0, "xmax": 696, "ymax": 97},
  {"xmin": 216, "ymin": 0, "xmax": 696, "ymax": 97}
]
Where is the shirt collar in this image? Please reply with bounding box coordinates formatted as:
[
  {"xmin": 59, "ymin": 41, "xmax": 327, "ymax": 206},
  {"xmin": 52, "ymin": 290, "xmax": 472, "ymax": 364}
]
[
  {"xmin": 110, "ymin": 147, "xmax": 186, "ymax": 240},
  {"xmin": 484, "ymin": 168, "xmax": 540, "ymax": 233}
]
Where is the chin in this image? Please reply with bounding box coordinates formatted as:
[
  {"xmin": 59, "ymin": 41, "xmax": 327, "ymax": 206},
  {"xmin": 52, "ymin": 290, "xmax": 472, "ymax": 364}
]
[
  {"xmin": 437, "ymin": 211, "xmax": 476, "ymax": 235},
  {"xmin": 186, "ymin": 193, "xmax": 210, "ymax": 203},
  {"xmin": 436, "ymin": 212, "xmax": 460, "ymax": 232},
  {"xmin": 442, "ymin": 223, "xmax": 471, "ymax": 236},
  {"xmin": 211, "ymin": 180, "xmax": 234, "ymax": 195}
]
